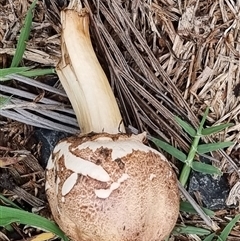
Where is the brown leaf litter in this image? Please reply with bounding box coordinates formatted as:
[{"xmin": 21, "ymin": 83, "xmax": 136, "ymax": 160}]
[{"xmin": 0, "ymin": 0, "xmax": 240, "ymax": 240}]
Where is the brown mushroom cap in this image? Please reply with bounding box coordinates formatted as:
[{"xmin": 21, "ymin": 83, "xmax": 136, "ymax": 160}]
[{"xmin": 46, "ymin": 132, "xmax": 179, "ymax": 241}]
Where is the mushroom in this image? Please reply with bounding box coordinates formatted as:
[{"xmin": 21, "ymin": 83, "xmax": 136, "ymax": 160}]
[{"xmin": 45, "ymin": 4, "xmax": 179, "ymax": 241}]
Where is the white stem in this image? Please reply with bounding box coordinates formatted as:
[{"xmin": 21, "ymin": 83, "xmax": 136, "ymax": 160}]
[{"xmin": 57, "ymin": 9, "xmax": 125, "ymax": 134}]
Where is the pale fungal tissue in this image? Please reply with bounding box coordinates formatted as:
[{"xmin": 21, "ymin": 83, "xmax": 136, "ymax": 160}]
[
  {"xmin": 45, "ymin": 180, "xmax": 50, "ymax": 191},
  {"xmin": 53, "ymin": 140, "xmax": 111, "ymax": 182},
  {"xmin": 94, "ymin": 173, "xmax": 130, "ymax": 199},
  {"xmin": 62, "ymin": 172, "xmax": 78, "ymax": 196},
  {"xmin": 46, "ymin": 154, "xmax": 54, "ymax": 170},
  {"xmin": 73, "ymin": 135, "xmax": 167, "ymax": 162},
  {"xmin": 55, "ymin": 177, "xmax": 61, "ymax": 194},
  {"xmin": 149, "ymin": 174, "xmax": 157, "ymax": 181}
]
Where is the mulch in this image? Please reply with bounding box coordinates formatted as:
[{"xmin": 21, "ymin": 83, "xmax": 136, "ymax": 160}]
[{"xmin": 0, "ymin": 0, "xmax": 239, "ymax": 240}]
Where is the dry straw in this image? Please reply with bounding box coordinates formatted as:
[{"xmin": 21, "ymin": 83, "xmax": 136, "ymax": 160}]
[
  {"xmin": 0, "ymin": 0, "xmax": 240, "ymax": 238},
  {"xmin": 0, "ymin": 0, "xmax": 239, "ymax": 190}
]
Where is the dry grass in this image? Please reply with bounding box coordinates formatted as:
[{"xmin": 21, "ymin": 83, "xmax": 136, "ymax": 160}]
[{"xmin": 0, "ymin": 0, "xmax": 240, "ymax": 240}]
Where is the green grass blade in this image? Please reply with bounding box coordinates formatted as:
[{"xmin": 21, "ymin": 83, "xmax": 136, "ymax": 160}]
[
  {"xmin": 197, "ymin": 142, "xmax": 234, "ymax": 154},
  {"xmin": 0, "ymin": 194, "xmax": 22, "ymax": 210},
  {"xmin": 0, "ymin": 67, "xmax": 31, "ymax": 81},
  {"xmin": 218, "ymin": 214, "xmax": 240, "ymax": 241},
  {"xmin": 192, "ymin": 161, "xmax": 222, "ymax": 175},
  {"xmin": 203, "ymin": 233, "xmax": 216, "ymax": 241},
  {"xmin": 10, "ymin": 0, "xmax": 37, "ymax": 67},
  {"xmin": 180, "ymin": 201, "xmax": 215, "ymax": 217},
  {"xmin": 149, "ymin": 137, "xmax": 187, "ymax": 162},
  {"xmin": 199, "ymin": 107, "xmax": 210, "ymax": 130},
  {"xmin": 1, "ymin": 67, "xmax": 55, "ymax": 81},
  {"xmin": 179, "ymin": 164, "xmax": 191, "ymax": 185},
  {"xmin": 179, "ymin": 107, "xmax": 210, "ymax": 186},
  {"xmin": 173, "ymin": 225, "xmax": 211, "ymax": 236},
  {"xmin": 175, "ymin": 116, "xmax": 196, "ymax": 137},
  {"xmin": 202, "ymin": 123, "xmax": 234, "ymax": 136},
  {"xmin": 0, "ymin": 206, "xmax": 69, "ymax": 241},
  {"xmin": 20, "ymin": 68, "xmax": 56, "ymax": 77}
]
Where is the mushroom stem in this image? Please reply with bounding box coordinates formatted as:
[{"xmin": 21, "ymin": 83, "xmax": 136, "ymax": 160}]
[{"xmin": 57, "ymin": 8, "xmax": 125, "ymax": 134}]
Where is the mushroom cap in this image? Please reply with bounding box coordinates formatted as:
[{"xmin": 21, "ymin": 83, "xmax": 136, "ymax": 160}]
[{"xmin": 46, "ymin": 132, "xmax": 179, "ymax": 241}]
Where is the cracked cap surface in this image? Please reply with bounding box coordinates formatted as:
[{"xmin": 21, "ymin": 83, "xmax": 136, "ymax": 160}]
[{"xmin": 46, "ymin": 132, "xmax": 179, "ymax": 241}]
